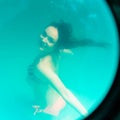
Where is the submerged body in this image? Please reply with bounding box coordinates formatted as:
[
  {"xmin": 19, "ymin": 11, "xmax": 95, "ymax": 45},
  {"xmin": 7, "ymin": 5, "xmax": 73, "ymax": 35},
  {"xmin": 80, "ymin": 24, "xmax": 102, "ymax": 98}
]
[
  {"xmin": 35, "ymin": 52, "xmax": 66, "ymax": 116},
  {"xmin": 28, "ymin": 24, "xmax": 88, "ymax": 116},
  {"xmin": 28, "ymin": 21, "xmax": 109, "ymax": 117},
  {"xmin": 31, "ymin": 51, "xmax": 87, "ymax": 116}
]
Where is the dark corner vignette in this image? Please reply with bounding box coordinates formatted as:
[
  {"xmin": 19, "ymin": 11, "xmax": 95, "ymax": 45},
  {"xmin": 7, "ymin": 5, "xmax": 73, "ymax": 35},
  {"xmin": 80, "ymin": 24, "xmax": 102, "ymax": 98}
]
[{"xmin": 84, "ymin": 0, "xmax": 120, "ymax": 120}]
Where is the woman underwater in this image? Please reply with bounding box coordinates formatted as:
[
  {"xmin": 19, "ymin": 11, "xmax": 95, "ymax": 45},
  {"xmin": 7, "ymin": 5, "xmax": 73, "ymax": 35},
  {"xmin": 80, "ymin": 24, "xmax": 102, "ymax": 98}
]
[{"xmin": 28, "ymin": 21, "xmax": 108, "ymax": 117}]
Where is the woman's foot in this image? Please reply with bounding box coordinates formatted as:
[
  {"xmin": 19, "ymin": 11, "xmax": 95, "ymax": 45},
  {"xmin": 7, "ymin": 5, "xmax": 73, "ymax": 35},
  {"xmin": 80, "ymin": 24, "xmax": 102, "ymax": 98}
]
[{"xmin": 32, "ymin": 96, "xmax": 66, "ymax": 116}]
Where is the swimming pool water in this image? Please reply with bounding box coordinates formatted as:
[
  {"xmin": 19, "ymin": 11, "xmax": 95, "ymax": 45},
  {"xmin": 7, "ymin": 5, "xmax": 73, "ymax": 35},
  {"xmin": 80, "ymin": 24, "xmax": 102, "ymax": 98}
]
[{"xmin": 0, "ymin": 0, "xmax": 119, "ymax": 120}]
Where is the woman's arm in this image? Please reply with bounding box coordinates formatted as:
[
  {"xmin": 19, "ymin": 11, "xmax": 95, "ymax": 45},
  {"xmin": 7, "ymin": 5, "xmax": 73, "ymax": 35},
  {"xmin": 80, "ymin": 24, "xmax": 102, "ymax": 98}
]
[{"xmin": 37, "ymin": 64, "xmax": 87, "ymax": 115}]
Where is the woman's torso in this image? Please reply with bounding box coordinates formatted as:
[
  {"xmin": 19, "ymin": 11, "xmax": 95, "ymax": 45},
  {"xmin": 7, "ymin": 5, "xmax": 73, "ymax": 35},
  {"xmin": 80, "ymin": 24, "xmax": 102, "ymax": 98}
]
[{"xmin": 28, "ymin": 51, "xmax": 60, "ymax": 84}]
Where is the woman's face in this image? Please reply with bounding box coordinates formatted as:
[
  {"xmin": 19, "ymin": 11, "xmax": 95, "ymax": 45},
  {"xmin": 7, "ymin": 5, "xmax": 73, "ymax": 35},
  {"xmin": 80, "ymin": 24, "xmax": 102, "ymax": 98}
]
[{"xmin": 40, "ymin": 26, "xmax": 59, "ymax": 52}]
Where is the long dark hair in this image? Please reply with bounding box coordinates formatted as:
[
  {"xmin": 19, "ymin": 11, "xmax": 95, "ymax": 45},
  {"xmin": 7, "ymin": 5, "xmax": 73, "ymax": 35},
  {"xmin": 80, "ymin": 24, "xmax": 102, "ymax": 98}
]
[
  {"xmin": 46, "ymin": 21, "xmax": 110, "ymax": 50},
  {"xmin": 47, "ymin": 20, "xmax": 74, "ymax": 49}
]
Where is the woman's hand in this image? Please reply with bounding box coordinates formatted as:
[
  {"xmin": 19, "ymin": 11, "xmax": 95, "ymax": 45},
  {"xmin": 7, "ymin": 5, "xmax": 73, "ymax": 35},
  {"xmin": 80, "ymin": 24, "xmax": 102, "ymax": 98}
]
[{"xmin": 61, "ymin": 49, "xmax": 74, "ymax": 55}]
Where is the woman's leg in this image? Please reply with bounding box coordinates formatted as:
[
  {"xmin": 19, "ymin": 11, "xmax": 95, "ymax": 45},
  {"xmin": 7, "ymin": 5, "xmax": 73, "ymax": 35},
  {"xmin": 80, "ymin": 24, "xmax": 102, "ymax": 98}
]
[
  {"xmin": 43, "ymin": 85, "xmax": 66, "ymax": 116},
  {"xmin": 32, "ymin": 84, "xmax": 66, "ymax": 116}
]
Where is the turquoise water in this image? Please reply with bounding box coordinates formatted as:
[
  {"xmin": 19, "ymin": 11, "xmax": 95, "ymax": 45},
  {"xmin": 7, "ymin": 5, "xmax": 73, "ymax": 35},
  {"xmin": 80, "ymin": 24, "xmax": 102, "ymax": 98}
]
[{"xmin": 0, "ymin": 0, "xmax": 119, "ymax": 120}]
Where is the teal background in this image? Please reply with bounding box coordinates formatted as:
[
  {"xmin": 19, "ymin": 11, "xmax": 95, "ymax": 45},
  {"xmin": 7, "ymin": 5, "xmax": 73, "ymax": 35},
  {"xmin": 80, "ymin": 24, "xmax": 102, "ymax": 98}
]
[{"xmin": 0, "ymin": 0, "xmax": 119, "ymax": 120}]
